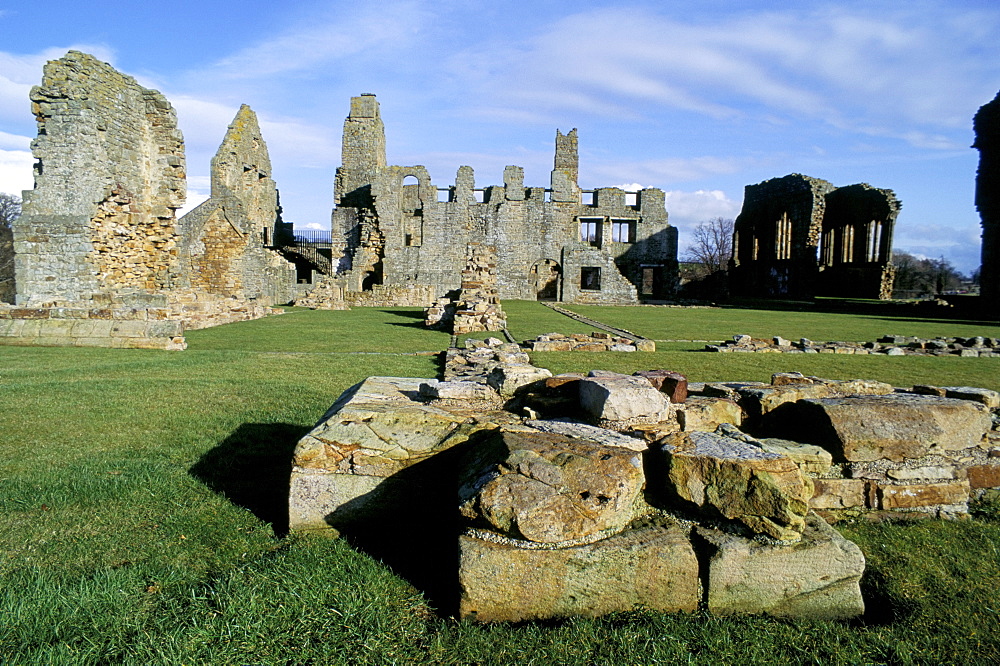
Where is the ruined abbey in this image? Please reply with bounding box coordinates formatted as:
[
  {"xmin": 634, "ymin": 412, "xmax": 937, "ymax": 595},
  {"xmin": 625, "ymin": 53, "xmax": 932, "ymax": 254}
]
[
  {"xmin": 1, "ymin": 50, "xmax": 996, "ymax": 349},
  {"xmin": 729, "ymin": 174, "xmax": 899, "ymax": 300},
  {"xmin": 976, "ymin": 91, "xmax": 1000, "ymax": 313},
  {"xmin": 1, "ymin": 52, "xmax": 678, "ymax": 348},
  {"xmin": 318, "ymin": 94, "xmax": 678, "ymax": 307}
]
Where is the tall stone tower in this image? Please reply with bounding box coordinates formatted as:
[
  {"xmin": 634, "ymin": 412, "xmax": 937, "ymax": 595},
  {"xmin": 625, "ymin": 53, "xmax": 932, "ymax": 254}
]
[
  {"xmin": 550, "ymin": 128, "xmax": 579, "ymax": 202},
  {"xmin": 974, "ymin": 91, "xmax": 1000, "ymax": 314},
  {"xmin": 334, "ymin": 94, "xmax": 386, "ymax": 208}
]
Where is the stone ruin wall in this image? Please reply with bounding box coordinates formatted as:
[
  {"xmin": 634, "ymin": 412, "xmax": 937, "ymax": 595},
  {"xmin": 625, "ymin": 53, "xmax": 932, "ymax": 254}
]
[
  {"xmin": 175, "ymin": 105, "xmax": 297, "ymax": 310},
  {"xmin": 14, "ymin": 51, "xmax": 186, "ymax": 305},
  {"xmin": 975, "ymin": 91, "xmax": 1000, "ymax": 315},
  {"xmin": 318, "ymin": 95, "xmax": 678, "ymax": 309},
  {"xmin": 3, "ymin": 52, "xmax": 296, "ymax": 349},
  {"xmin": 730, "ymin": 174, "xmax": 898, "ymax": 300}
]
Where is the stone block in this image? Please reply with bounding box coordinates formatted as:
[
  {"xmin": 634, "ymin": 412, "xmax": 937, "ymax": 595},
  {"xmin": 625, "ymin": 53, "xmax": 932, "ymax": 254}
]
[
  {"xmin": 678, "ymin": 397, "xmax": 742, "ymax": 432},
  {"xmin": 886, "ymin": 466, "xmax": 955, "ymax": 481},
  {"xmin": 942, "ymin": 386, "xmax": 1000, "ymax": 409},
  {"xmin": 486, "ymin": 364, "xmax": 552, "ymax": 397},
  {"xmin": 655, "ymin": 430, "xmax": 811, "ymax": 541},
  {"xmin": 459, "ymin": 523, "xmax": 700, "ymax": 621},
  {"xmin": 458, "ymin": 429, "xmax": 645, "ymax": 543},
  {"xmin": 877, "ymin": 481, "xmax": 970, "ymax": 509},
  {"xmin": 634, "ymin": 369, "xmax": 688, "ymax": 404},
  {"xmin": 756, "ymin": 438, "xmax": 833, "ymax": 476},
  {"xmin": 579, "ymin": 375, "xmax": 673, "ymax": 424},
  {"xmin": 967, "ymin": 464, "xmax": 1000, "ymax": 489},
  {"xmin": 810, "ymin": 479, "xmax": 866, "ymax": 510},
  {"xmin": 419, "ymin": 380, "xmax": 497, "ymax": 401},
  {"xmin": 289, "ymin": 377, "xmax": 517, "ymax": 531},
  {"xmin": 697, "ymin": 513, "xmax": 865, "ymax": 620},
  {"xmin": 783, "ymin": 394, "xmax": 992, "ymax": 462}
]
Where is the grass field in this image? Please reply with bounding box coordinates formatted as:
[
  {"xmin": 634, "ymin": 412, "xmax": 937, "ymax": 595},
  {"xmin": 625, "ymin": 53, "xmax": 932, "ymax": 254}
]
[{"xmin": 2, "ymin": 301, "xmax": 999, "ymax": 664}]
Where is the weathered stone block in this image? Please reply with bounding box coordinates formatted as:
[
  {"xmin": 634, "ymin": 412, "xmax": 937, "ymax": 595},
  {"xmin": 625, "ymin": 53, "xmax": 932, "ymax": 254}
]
[
  {"xmin": 655, "ymin": 430, "xmax": 811, "ymax": 541},
  {"xmin": 579, "ymin": 374, "xmax": 673, "ymax": 424},
  {"xmin": 459, "ymin": 523, "xmax": 699, "ymax": 621},
  {"xmin": 877, "ymin": 481, "xmax": 970, "ymax": 509},
  {"xmin": 697, "ymin": 513, "xmax": 865, "ymax": 620},
  {"xmin": 487, "ymin": 364, "xmax": 552, "ymax": 397},
  {"xmin": 678, "ymin": 397, "xmax": 742, "ymax": 432},
  {"xmin": 810, "ymin": 479, "xmax": 866, "ymax": 510},
  {"xmin": 634, "ymin": 369, "xmax": 688, "ymax": 404},
  {"xmin": 756, "ymin": 438, "xmax": 833, "ymax": 476},
  {"xmin": 288, "ymin": 377, "xmax": 516, "ymax": 531},
  {"xmin": 967, "ymin": 464, "xmax": 1000, "ymax": 489},
  {"xmin": 459, "ymin": 430, "xmax": 645, "ymax": 543},
  {"xmin": 787, "ymin": 394, "xmax": 991, "ymax": 462}
]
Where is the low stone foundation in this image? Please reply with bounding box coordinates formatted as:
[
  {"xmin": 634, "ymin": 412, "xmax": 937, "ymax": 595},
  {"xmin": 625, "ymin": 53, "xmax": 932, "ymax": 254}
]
[
  {"xmin": 288, "ymin": 348, "xmax": 999, "ymax": 621},
  {"xmin": 0, "ymin": 303, "xmax": 185, "ymax": 350},
  {"xmin": 524, "ymin": 331, "xmax": 656, "ymax": 352},
  {"xmin": 707, "ymin": 333, "xmax": 1000, "ymax": 357}
]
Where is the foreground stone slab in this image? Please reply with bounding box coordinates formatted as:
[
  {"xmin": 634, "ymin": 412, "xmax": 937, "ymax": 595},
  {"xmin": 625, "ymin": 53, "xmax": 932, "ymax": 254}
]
[
  {"xmin": 656, "ymin": 430, "xmax": 811, "ymax": 541},
  {"xmin": 697, "ymin": 513, "xmax": 865, "ymax": 620},
  {"xmin": 289, "ymin": 377, "xmax": 518, "ymax": 531},
  {"xmin": 787, "ymin": 394, "xmax": 992, "ymax": 462},
  {"xmin": 459, "ymin": 522, "xmax": 699, "ymax": 622},
  {"xmin": 579, "ymin": 373, "xmax": 673, "ymax": 425},
  {"xmin": 459, "ymin": 430, "xmax": 645, "ymax": 543}
]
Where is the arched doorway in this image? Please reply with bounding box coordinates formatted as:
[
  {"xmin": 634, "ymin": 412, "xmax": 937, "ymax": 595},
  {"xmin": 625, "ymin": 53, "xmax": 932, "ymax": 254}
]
[{"xmin": 530, "ymin": 259, "xmax": 561, "ymax": 300}]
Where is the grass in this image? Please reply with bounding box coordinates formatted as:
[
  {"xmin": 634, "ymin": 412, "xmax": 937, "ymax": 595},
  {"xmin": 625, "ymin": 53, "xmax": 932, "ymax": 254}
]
[{"xmin": 1, "ymin": 301, "xmax": 999, "ymax": 664}]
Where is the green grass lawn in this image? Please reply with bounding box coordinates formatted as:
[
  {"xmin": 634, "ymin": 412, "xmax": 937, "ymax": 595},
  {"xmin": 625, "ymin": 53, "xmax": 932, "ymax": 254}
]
[{"xmin": 2, "ymin": 302, "xmax": 999, "ymax": 664}]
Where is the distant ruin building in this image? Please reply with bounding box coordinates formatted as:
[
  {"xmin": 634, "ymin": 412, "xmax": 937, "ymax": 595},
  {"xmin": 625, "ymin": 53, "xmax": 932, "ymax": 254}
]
[
  {"xmin": 729, "ymin": 174, "xmax": 899, "ymax": 300},
  {"xmin": 307, "ymin": 94, "xmax": 677, "ymax": 307},
  {"xmin": 3, "ymin": 51, "xmax": 296, "ymax": 349},
  {"xmin": 975, "ymin": 91, "xmax": 1000, "ymax": 314}
]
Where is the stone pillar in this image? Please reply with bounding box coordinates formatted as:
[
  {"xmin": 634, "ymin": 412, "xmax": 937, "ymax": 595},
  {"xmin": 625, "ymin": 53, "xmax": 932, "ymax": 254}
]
[
  {"xmin": 975, "ymin": 91, "xmax": 1000, "ymax": 314},
  {"xmin": 334, "ymin": 94, "xmax": 386, "ymax": 207},
  {"xmin": 550, "ymin": 129, "xmax": 579, "ymax": 203}
]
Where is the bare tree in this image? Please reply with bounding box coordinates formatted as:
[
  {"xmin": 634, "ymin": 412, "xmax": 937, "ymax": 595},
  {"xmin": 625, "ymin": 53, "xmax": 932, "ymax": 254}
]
[
  {"xmin": 0, "ymin": 193, "xmax": 20, "ymax": 303},
  {"xmin": 683, "ymin": 217, "xmax": 734, "ymax": 276},
  {"xmin": 892, "ymin": 250, "xmax": 965, "ymax": 297}
]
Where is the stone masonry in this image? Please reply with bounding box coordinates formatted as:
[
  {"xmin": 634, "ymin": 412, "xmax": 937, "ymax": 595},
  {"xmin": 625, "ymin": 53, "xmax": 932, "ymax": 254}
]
[
  {"xmin": 14, "ymin": 51, "xmax": 186, "ymax": 305},
  {"xmin": 730, "ymin": 174, "xmax": 899, "ymax": 300},
  {"xmin": 323, "ymin": 94, "xmax": 677, "ymax": 308},
  {"xmin": 174, "ymin": 104, "xmax": 297, "ymax": 312},
  {"xmin": 4, "ymin": 52, "xmax": 297, "ymax": 348},
  {"xmin": 975, "ymin": 91, "xmax": 1000, "ymax": 315}
]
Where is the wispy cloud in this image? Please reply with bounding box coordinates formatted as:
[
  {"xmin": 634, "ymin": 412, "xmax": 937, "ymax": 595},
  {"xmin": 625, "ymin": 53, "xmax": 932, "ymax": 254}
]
[
  {"xmin": 0, "ymin": 148, "xmax": 34, "ymax": 196},
  {"xmin": 200, "ymin": 1, "xmax": 431, "ymax": 81},
  {"xmin": 443, "ymin": 4, "xmax": 999, "ymax": 146}
]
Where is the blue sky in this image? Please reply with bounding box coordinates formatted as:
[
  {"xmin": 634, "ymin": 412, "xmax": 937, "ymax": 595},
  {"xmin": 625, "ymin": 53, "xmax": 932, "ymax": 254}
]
[{"xmin": 1, "ymin": 0, "xmax": 998, "ymax": 273}]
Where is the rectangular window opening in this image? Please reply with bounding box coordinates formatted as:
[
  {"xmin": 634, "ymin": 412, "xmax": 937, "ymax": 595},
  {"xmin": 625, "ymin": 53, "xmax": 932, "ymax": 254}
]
[
  {"xmin": 579, "ymin": 218, "xmax": 602, "ymax": 247},
  {"xmin": 611, "ymin": 219, "xmax": 636, "ymax": 243},
  {"xmin": 580, "ymin": 266, "xmax": 602, "ymax": 291}
]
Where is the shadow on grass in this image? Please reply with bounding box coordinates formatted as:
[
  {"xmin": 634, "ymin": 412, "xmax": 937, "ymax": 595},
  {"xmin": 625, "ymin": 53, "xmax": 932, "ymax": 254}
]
[
  {"xmin": 853, "ymin": 566, "xmax": 910, "ymax": 628},
  {"xmin": 381, "ymin": 309, "xmax": 427, "ymax": 320},
  {"xmin": 190, "ymin": 423, "xmax": 309, "ymax": 537}
]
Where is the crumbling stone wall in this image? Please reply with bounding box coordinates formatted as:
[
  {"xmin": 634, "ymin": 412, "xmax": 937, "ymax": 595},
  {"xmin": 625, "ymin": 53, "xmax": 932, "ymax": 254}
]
[
  {"xmin": 328, "ymin": 95, "xmax": 677, "ymax": 306},
  {"xmin": 3, "ymin": 52, "xmax": 295, "ymax": 350},
  {"xmin": 975, "ymin": 91, "xmax": 1000, "ymax": 315},
  {"xmin": 730, "ymin": 174, "xmax": 898, "ymax": 300},
  {"xmin": 176, "ymin": 105, "xmax": 296, "ymax": 307},
  {"xmin": 14, "ymin": 51, "xmax": 185, "ymax": 305}
]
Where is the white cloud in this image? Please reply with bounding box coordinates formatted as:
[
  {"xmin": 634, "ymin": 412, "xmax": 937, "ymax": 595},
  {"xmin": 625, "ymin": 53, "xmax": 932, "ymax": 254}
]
[
  {"xmin": 201, "ymin": 1, "xmax": 430, "ymax": 81},
  {"xmin": 443, "ymin": 5, "xmax": 999, "ymax": 144},
  {"xmin": 0, "ymin": 148, "xmax": 34, "ymax": 196}
]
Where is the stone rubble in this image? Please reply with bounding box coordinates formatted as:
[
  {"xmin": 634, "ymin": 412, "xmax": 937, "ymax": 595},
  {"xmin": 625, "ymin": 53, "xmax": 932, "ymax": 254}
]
[{"xmin": 706, "ymin": 333, "xmax": 1000, "ymax": 357}]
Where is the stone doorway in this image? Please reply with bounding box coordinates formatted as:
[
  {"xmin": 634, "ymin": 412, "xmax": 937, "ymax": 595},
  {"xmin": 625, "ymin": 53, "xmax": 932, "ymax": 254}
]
[{"xmin": 530, "ymin": 259, "xmax": 561, "ymax": 300}]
